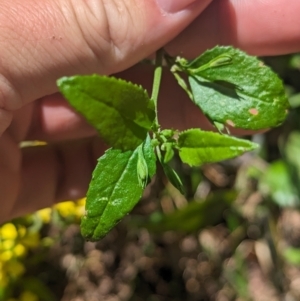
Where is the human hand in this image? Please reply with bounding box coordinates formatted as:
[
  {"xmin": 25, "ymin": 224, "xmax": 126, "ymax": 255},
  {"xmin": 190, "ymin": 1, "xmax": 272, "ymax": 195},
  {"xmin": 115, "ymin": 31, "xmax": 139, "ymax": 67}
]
[
  {"xmin": 0, "ymin": 0, "xmax": 214, "ymax": 222},
  {"xmin": 1, "ymin": 0, "xmax": 299, "ymax": 223}
]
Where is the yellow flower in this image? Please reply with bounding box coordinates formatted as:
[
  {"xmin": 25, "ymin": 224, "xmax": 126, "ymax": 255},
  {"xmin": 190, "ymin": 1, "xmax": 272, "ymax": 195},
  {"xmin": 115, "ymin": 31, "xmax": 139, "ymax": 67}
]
[
  {"xmin": 0, "ymin": 223, "xmax": 18, "ymax": 240},
  {"xmin": 19, "ymin": 291, "xmax": 38, "ymax": 301},
  {"xmin": 2, "ymin": 239, "xmax": 15, "ymax": 251},
  {"xmin": 36, "ymin": 208, "xmax": 52, "ymax": 224},
  {"xmin": 74, "ymin": 199, "xmax": 86, "ymax": 220},
  {"xmin": 75, "ymin": 205, "xmax": 85, "ymax": 219},
  {"xmin": 13, "ymin": 244, "xmax": 27, "ymax": 257},
  {"xmin": 54, "ymin": 201, "xmax": 76, "ymax": 218},
  {"xmin": 0, "ymin": 250, "xmax": 13, "ymax": 261},
  {"xmin": 77, "ymin": 198, "xmax": 86, "ymax": 207}
]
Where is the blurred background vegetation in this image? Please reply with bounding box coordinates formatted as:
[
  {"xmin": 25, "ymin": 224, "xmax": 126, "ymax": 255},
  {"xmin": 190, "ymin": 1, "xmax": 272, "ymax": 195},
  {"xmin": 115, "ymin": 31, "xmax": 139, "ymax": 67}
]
[{"xmin": 1, "ymin": 54, "xmax": 300, "ymax": 301}]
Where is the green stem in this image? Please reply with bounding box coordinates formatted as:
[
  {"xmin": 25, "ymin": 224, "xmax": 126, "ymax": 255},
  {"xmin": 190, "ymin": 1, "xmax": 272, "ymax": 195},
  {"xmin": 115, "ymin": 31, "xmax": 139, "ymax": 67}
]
[{"xmin": 151, "ymin": 49, "xmax": 164, "ymax": 129}]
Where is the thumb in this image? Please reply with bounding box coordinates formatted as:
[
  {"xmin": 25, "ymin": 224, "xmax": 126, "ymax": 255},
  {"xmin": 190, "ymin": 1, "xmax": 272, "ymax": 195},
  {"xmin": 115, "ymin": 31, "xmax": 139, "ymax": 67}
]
[{"xmin": 0, "ymin": 0, "xmax": 212, "ymax": 112}]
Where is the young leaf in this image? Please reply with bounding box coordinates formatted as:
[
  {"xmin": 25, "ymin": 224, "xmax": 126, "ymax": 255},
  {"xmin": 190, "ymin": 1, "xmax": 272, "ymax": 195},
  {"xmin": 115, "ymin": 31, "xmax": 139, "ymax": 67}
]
[
  {"xmin": 81, "ymin": 136, "xmax": 156, "ymax": 241},
  {"xmin": 137, "ymin": 145, "xmax": 149, "ymax": 188},
  {"xmin": 161, "ymin": 142, "xmax": 175, "ymax": 163},
  {"xmin": 137, "ymin": 135, "xmax": 157, "ymax": 188},
  {"xmin": 162, "ymin": 162, "xmax": 185, "ymax": 194},
  {"xmin": 179, "ymin": 46, "xmax": 289, "ymax": 130},
  {"xmin": 178, "ymin": 129, "xmax": 258, "ymax": 166},
  {"xmin": 157, "ymin": 146, "xmax": 185, "ymax": 194},
  {"xmin": 57, "ymin": 75, "xmax": 155, "ymax": 150},
  {"xmin": 142, "ymin": 135, "xmax": 157, "ymax": 179}
]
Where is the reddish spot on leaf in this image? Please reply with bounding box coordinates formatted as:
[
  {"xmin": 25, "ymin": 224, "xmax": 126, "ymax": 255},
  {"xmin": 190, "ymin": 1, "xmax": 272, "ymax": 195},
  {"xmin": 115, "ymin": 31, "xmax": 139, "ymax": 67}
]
[
  {"xmin": 249, "ymin": 108, "xmax": 259, "ymax": 116},
  {"xmin": 226, "ymin": 120, "xmax": 235, "ymax": 127}
]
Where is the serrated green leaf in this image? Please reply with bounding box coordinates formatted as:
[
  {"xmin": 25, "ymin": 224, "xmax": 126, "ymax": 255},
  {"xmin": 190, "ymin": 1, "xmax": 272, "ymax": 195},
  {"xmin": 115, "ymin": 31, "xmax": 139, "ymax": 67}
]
[
  {"xmin": 81, "ymin": 148, "xmax": 141, "ymax": 241},
  {"xmin": 81, "ymin": 136, "xmax": 156, "ymax": 241},
  {"xmin": 178, "ymin": 129, "xmax": 258, "ymax": 166},
  {"xmin": 184, "ymin": 46, "xmax": 289, "ymax": 130},
  {"xmin": 57, "ymin": 75, "xmax": 155, "ymax": 150}
]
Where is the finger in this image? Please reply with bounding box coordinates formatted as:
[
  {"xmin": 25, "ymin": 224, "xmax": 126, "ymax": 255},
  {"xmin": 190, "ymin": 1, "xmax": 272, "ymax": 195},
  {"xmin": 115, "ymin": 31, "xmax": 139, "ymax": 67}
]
[
  {"xmin": 7, "ymin": 103, "xmax": 34, "ymax": 142},
  {"xmin": 166, "ymin": 0, "xmax": 300, "ymax": 57},
  {"xmin": 8, "ymin": 137, "xmax": 106, "ymax": 221},
  {"xmin": 0, "ymin": 0, "xmax": 212, "ymax": 116},
  {"xmin": 0, "ymin": 132, "xmax": 21, "ymax": 221}
]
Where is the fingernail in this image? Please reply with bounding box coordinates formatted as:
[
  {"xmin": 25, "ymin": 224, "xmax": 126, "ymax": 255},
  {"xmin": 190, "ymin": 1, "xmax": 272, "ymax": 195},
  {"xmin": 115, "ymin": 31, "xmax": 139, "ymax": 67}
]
[{"xmin": 156, "ymin": 0, "xmax": 199, "ymax": 13}]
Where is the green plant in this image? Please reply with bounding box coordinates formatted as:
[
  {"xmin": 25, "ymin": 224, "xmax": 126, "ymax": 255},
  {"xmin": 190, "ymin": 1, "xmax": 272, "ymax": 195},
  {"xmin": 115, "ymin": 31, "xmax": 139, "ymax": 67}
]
[{"xmin": 57, "ymin": 46, "xmax": 289, "ymax": 241}]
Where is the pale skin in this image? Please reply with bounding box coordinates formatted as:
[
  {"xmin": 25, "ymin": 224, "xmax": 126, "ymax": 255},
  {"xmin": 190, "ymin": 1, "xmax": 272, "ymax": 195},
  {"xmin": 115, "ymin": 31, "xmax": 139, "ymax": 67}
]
[{"xmin": 0, "ymin": 0, "xmax": 299, "ymax": 223}]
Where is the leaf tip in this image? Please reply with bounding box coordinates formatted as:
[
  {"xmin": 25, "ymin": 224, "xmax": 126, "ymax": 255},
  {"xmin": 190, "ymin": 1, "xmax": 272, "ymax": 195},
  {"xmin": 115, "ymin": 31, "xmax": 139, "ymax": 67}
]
[
  {"xmin": 251, "ymin": 142, "xmax": 260, "ymax": 150},
  {"xmin": 56, "ymin": 76, "xmax": 67, "ymax": 87}
]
